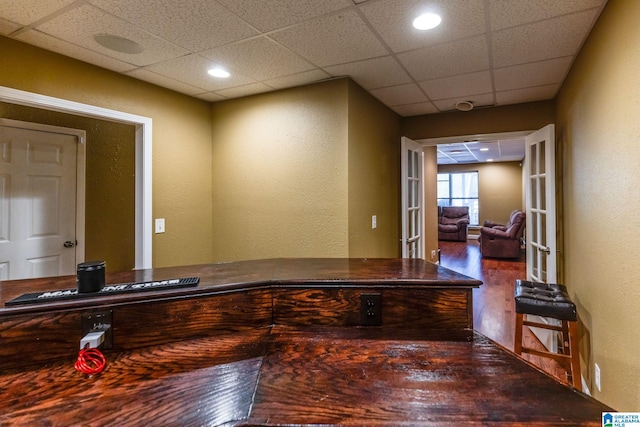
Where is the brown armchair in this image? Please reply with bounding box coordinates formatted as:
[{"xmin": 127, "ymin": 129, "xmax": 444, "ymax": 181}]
[
  {"xmin": 479, "ymin": 210, "xmax": 526, "ymax": 258},
  {"xmin": 438, "ymin": 206, "xmax": 470, "ymax": 241}
]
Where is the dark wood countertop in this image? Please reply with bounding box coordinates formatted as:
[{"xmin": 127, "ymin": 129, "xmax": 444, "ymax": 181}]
[
  {"xmin": 1, "ymin": 258, "xmax": 482, "ymax": 316},
  {"xmin": 0, "ymin": 258, "xmax": 612, "ymax": 425},
  {"xmin": 0, "ymin": 326, "xmax": 612, "ymax": 426}
]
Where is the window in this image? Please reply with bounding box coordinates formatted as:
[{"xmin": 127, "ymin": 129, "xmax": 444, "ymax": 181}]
[{"xmin": 437, "ymin": 172, "xmax": 479, "ymax": 225}]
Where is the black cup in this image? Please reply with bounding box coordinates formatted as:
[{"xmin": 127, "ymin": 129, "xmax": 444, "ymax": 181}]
[{"xmin": 77, "ymin": 261, "xmax": 106, "ymax": 293}]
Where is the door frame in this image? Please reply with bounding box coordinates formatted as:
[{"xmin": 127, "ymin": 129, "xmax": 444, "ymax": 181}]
[
  {"xmin": 0, "ymin": 86, "xmax": 153, "ymax": 269},
  {"xmin": 0, "ymin": 118, "xmax": 87, "ymax": 270}
]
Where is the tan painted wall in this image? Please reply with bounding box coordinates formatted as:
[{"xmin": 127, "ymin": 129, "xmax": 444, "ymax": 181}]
[
  {"xmin": 0, "ymin": 36, "xmax": 214, "ymax": 269},
  {"xmin": 423, "ymin": 146, "xmax": 439, "ymax": 263},
  {"xmin": 347, "ymin": 80, "xmax": 401, "ymax": 258},
  {"xmin": 0, "ymin": 103, "xmax": 136, "ymax": 272},
  {"xmin": 402, "ymin": 101, "xmax": 555, "ymax": 140},
  {"xmin": 210, "ymin": 79, "xmax": 350, "ymax": 261},
  {"xmin": 438, "ymin": 162, "xmax": 523, "ymax": 234},
  {"xmin": 556, "ymin": 0, "xmax": 640, "ymax": 410}
]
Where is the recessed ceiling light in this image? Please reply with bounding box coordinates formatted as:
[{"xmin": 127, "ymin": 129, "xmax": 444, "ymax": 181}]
[
  {"xmin": 94, "ymin": 34, "xmax": 143, "ymax": 54},
  {"xmin": 480, "ymin": 148, "xmax": 489, "ymax": 152},
  {"xmin": 413, "ymin": 13, "xmax": 441, "ymax": 30},
  {"xmin": 208, "ymin": 68, "xmax": 230, "ymax": 78},
  {"xmin": 487, "ymin": 159, "xmax": 494, "ymax": 162}
]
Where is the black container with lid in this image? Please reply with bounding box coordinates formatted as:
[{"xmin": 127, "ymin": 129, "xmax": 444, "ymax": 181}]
[{"xmin": 77, "ymin": 261, "xmax": 106, "ymax": 293}]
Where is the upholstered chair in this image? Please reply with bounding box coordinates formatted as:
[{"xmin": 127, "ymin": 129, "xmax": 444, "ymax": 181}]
[
  {"xmin": 479, "ymin": 210, "xmax": 526, "ymax": 258},
  {"xmin": 438, "ymin": 206, "xmax": 470, "ymax": 242}
]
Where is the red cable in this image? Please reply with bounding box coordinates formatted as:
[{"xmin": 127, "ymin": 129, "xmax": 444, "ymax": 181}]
[{"xmin": 75, "ymin": 347, "xmax": 107, "ymax": 375}]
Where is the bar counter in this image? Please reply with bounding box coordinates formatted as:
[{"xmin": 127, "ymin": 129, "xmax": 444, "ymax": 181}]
[{"xmin": 0, "ymin": 258, "xmax": 611, "ymax": 426}]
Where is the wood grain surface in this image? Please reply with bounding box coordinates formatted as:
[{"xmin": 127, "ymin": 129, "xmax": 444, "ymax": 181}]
[{"xmin": 0, "ymin": 327, "xmax": 611, "ymax": 426}]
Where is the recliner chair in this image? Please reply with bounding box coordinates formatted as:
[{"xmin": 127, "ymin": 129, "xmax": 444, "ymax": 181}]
[
  {"xmin": 479, "ymin": 210, "xmax": 526, "ymax": 258},
  {"xmin": 438, "ymin": 206, "xmax": 470, "ymax": 241}
]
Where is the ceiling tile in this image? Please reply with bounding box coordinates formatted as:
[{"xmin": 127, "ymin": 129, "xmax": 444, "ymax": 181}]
[
  {"xmin": 0, "ymin": 0, "xmax": 608, "ymax": 117},
  {"xmin": 270, "ymin": 10, "xmax": 388, "ymax": 67},
  {"xmin": 433, "ymin": 93, "xmax": 495, "ymax": 112},
  {"xmin": 35, "ymin": 4, "xmax": 189, "ymax": 67},
  {"xmin": 492, "ymin": 9, "xmax": 601, "ymax": 67},
  {"xmin": 324, "ymin": 56, "xmax": 412, "ymax": 89},
  {"xmin": 215, "ymin": 82, "xmax": 275, "ymax": 99},
  {"xmin": 489, "ymin": 0, "xmax": 606, "ymax": 31},
  {"xmin": 359, "ymin": 0, "xmax": 487, "ymax": 52},
  {"xmin": 496, "ymin": 84, "xmax": 559, "ymax": 105},
  {"xmin": 89, "ymin": 0, "xmax": 259, "ymax": 52},
  {"xmin": 398, "ymin": 36, "xmax": 490, "ymax": 81},
  {"xmin": 0, "ymin": 18, "xmax": 22, "ymax": 35},
  {"xmin": 391, "ymin": 102, "xmax": 438, "ymax": 117},
  {"xmin": 494, "ymin": 57, "xmax": 573, "ymax": 91},
  {"xmin": 263, "ymin": 69, "xmax": 332, "ymax": 89},
  {"xmin": 419, "ymin": 71, "xmax": 492, "ymax": 100},
  {"xmin": 217, "ymin": 0, "xmax": 352, "ymax": 32},
  {"xmin": 15, "ymin": 29, "xmax": 137, "ymax": 73},
  {"xmin": 144, "ymin": 54, "xmax": 256, "ymax": 92},
  {"xmin": 370, "ymin": 83, "xmax": 428, "ymax": 106},
  {"xmin": 0, "ymin": 0, "xmax": 77, "ymax": 26},
  {"xmin": 201, "ymin": 37, "xmax": 315, "ymax": 81},
  {"xmin": 125, "ymin": 68, "xmax": 205, "ymax": 96},
  {"xmin": 194, "ymin": 92, "xmax": 228, "ymax": 102},
  {"xmin": 498, "ymin": 139, "xmax": 526, "ymax": 157}
]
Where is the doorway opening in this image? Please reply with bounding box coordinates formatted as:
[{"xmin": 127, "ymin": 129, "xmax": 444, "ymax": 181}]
[{"xmin": 0, "ymin": 86, "xmax": 152, "ymax": 270}]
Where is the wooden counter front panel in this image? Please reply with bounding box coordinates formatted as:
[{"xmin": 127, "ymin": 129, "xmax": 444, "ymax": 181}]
[
  {"xmin": 112, "ymin": 289, "xmax": 273, "ymax": 351},
  {"xmin": 0, "ymin": 311, "xmax": 82, "ymax": 372},
  {"xmin": 272, "ymin": 288, "xmax": 472, "ymax": 331},
  {"xmin": 0, "ymin": 289, "xmax": 273, "ymax": 372}
]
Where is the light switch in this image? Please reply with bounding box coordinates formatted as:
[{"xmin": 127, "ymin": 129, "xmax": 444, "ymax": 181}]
[
  {"xmin": 155, "ymin": 218, "xmax": 165, "ymax": 234},
  {"xmin": 372, "ymin": 215, "xmax": 377, "ymax": 229}
]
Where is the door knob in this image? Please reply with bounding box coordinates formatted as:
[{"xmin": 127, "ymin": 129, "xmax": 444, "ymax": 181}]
[{"xmin": 64, "ymin": 241, "xmax": 75, "ymax": 248}]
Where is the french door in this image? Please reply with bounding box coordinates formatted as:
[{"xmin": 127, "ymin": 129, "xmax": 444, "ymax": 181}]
[
  {"xmin": 401, "ymin": 137, "xmax": 424, "ymax": 258},
  {"xmin": 525, "ymin": 124, "xmax": 556, "ymax": 283}
]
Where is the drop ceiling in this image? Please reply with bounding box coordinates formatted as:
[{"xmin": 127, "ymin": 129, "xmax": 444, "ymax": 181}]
[
  {"xmin": 435, "ymin": 138, "xmax": 526, "ymax": 164},
  {"xmin": 1, "ymin": 0, "xmax": 606, "ymax": 117}
]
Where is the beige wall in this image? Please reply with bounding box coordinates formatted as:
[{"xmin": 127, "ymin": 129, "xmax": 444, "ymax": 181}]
[
  {"xmin": 423, "ymin": 146, "xmax": 439, "ymax": 262},
  {"xmin": 556, "ymin": 0, "xmax": 640, "ymax": 410},
  {"xmin": 347, "ymin": 80, "xmax": 401, "ymax": 258},
  {"xmin": 0, "ymin": 36, "xmax": 214, "ymax": 269},
  {"xmin": 210, "ymin": 79, "xmax": 350, "ymax": 261},
  {"xmin": 402, "ymin": 101, "xmax": 555, "ymax": 140},
  {"xmin": 210, "ymin": 78, "xmax": 403, "ymax": 261},
  {"xmin": 438, "ymin": 162, "xmax": 523, "ymax": 234}
]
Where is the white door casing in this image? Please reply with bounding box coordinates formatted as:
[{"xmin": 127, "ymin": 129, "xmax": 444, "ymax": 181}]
[
  {"xmin": 0, "ymin": 86, "xmax": 152, "ymax": 270},
  {"xmin": 0, "ymin": 120, "xmax": 85, "ymax": 280},
  {"xmin": 401, "ymin": 136, "xmax": 424, "ymax": 259},
  {"xmin": 525, "ymin": 124, "xmax": 556, "ymax": 284}
]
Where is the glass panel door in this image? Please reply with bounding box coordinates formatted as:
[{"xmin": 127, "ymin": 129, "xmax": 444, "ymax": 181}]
[{"xmin": 401, "ymin": 137, "xmax": 424, "ymax": 258}]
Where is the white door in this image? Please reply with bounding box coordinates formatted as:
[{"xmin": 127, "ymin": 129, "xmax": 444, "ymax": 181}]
[
  {"xmin": 525, "ymin": 124, "xmax": 556, "ymax": 283},
  {"xmin": 401, "ymin": 137, "xmax": 424, "ymax": 258},
  {"xmin": 0, "ymin": 120, "xmax": 84, "ymax": 280}
]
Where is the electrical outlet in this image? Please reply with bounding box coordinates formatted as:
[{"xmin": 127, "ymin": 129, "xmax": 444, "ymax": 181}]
[
  {"xmin": 595, "ymin": 363, "xmax": 601, "ymax": 392},
  {"xmin": 81, "ymin": 310, "xmax": 113, "ymax": 349},
  {"xmin": 371, "ymin": 215, "xmax": 377, "ymax": 229},
  {"xmin": 360, "ymin": 293, "xmax": 382, "ymax": 326}
]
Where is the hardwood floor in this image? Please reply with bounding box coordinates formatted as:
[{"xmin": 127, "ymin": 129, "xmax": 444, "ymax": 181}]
[{"xmin": 439, "ymin": 239, "xmax": 569, "ymax": 386}]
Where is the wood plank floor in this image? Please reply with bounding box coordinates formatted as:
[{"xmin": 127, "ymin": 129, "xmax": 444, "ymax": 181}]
[{"xmin": 438, "ymin": 239, "xmax": 569, "ymax": 386}]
